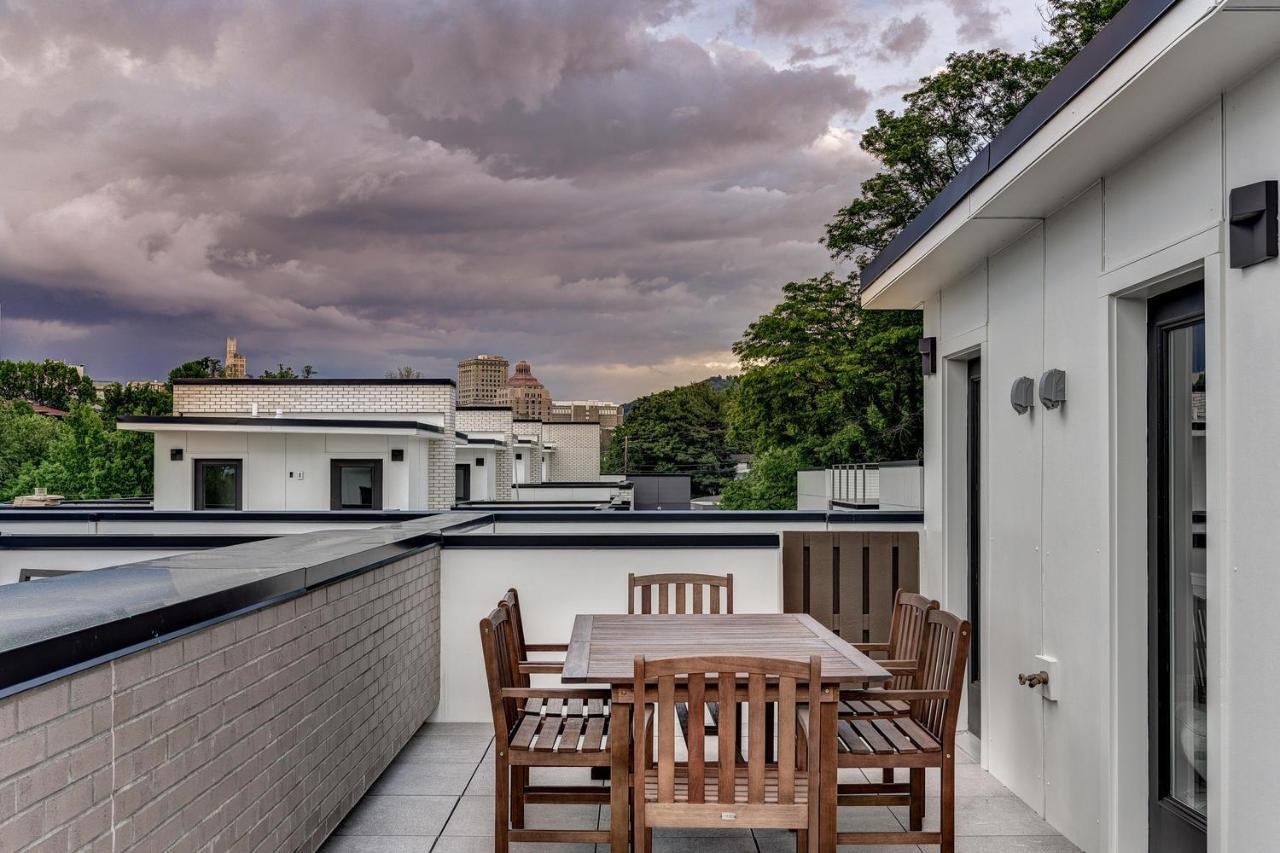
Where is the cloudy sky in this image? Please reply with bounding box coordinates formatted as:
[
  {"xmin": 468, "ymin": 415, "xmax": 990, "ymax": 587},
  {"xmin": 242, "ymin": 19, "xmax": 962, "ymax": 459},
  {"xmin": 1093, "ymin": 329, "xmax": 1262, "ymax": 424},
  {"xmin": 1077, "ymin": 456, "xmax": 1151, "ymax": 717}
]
[{"xmin": 0, "ymin": 0, "xmax": 1045, "ymax": 401}]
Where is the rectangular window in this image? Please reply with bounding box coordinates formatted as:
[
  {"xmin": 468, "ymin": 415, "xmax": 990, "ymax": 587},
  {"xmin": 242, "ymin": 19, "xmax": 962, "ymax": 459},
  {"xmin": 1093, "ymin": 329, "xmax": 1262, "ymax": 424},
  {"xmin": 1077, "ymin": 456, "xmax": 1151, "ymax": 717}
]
[
  {"xmin": 330, "ymin": 459, "xmax": 383, "ymax": 510},
  {"xmin": 194, "ymin": 459, "xmax": 242, "ymax": 510}
]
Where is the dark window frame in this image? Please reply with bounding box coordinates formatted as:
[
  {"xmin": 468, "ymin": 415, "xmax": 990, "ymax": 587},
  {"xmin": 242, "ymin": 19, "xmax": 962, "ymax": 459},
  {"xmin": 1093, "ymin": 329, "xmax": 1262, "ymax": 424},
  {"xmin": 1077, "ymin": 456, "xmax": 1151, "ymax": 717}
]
[
  {"xmin": 455, "ymin": 463, "xmax": 471, "ymax": 503},
  {"xmin": 193, "ymin": 459, "xmax": 243, "ymax": 511},
  {"xmin": 330, "ymin": 459, "xmax": 384, "ymax": 510},
  {"xmin": 1147, "ymin": 281, "xmax": 1208, "ymax": 853}
]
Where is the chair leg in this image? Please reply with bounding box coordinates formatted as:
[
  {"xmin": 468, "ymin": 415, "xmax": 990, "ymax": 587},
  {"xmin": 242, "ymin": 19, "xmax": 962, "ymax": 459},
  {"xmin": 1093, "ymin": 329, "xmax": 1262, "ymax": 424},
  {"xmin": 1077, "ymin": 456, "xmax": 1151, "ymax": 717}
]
[
  {"xmin": 510, "ymin": 765, "xmax": 527, "ymax": 828},
  {"xmin": 941, "ymin": 753, "xmax": 956, "ymax": 853},
  {"xmin": 909, "ymin": 767, "xmax": 924, "ymax": 831},
  {"xmin": 795, "ymin": 829, "xmax": 806, "ymax": 853},
  {"xmin": 495, "ymin": 754, "xmax": 510, "ymax": 853},
  {"xmin": 882, "ymin": 767, "xmax": 893, "ymax": 784}
]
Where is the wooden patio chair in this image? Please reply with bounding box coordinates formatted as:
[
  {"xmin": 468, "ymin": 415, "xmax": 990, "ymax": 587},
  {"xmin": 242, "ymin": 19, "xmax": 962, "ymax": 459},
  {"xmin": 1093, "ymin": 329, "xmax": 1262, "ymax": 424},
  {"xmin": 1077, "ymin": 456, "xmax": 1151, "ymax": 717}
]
[
  {"xmin": 627, "ymin": 572, "xmax": 734, "ymax": 615},
  {"xmin": 628, "ymin": 573, "xmax": 738, "ymax": 747},
  {"xmin": 632, "ymin": 654, "xmax": 821, "ymax": 853},
  {"xmin": 480, "ymin": 604, "xmax": 615, "ymax": 850},
  {"xmin": 841, "ymin": 590, "xmax": 938, "ymax": 783},
  {"xmin": 826, "ymin": 609, "xmax": 971, "ymax": 851}
]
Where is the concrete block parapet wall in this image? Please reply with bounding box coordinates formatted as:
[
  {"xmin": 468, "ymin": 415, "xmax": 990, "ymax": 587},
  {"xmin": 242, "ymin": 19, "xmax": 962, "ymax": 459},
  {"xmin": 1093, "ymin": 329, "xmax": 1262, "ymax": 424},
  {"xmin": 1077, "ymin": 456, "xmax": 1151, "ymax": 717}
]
[
  {"xmin": 173, "ymin": 383, "xmax": 456, "ymax": 417},
  {"xmin": 0, "ymin": 548, "xmax": 442, "ymax": 852}
]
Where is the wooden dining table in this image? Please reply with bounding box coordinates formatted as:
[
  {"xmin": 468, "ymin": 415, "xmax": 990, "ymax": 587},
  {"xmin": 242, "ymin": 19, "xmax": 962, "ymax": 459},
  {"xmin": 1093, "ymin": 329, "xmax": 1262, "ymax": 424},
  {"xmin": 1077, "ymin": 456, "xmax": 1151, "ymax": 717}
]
[{"xmin": 561, "ymin": 612, "xmax": 892, "ymax": 853}]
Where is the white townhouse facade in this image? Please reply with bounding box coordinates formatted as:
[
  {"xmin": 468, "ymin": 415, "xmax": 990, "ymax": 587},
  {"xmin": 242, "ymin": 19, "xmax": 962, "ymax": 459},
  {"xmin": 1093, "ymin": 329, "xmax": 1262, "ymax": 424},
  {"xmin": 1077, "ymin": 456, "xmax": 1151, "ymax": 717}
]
[
  {"xmin": 120, "ymin": 379, "xmax": 458, "ymax": 511},
  {"xmin": 454, "ymin": 406, "xmax": 516, "ymax": 503},
  {"xmin": 859, "ymin": 2, "xmax": 1280, "ymax": 851}
]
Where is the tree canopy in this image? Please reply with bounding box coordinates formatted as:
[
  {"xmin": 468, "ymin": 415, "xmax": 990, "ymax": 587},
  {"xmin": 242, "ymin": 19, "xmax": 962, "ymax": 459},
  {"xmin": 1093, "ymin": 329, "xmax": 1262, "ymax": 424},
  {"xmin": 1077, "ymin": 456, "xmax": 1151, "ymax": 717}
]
[
  {"xmin": 168, "ymin": 356, "xmax": 223, "ymax": 386},
  {"xmin": 0, "ymin": 360, "xmax": 96, "ymax": 410},
  {"xmin": 603, "ymin": 381, "xmax": 738, "ymax": 498},
  {"xmin": 726, "ymin": 0, "xmax": 1127, "ymax": 508}
]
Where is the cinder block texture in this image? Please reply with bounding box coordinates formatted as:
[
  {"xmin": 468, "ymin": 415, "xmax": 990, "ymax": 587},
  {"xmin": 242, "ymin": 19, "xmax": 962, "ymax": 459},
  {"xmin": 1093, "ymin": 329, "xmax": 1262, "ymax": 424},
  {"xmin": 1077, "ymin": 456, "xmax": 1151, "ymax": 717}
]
[
  {"xmin": 0, "ymin": 548, "xmax": 442, "ymax": 852},
  {"xmin": 173, "ymin": 382, "xmax": 455, "ymax": 417},
  {"xmin": 542, "ymin": 422, "xmax": 602, "ymax": 481}
]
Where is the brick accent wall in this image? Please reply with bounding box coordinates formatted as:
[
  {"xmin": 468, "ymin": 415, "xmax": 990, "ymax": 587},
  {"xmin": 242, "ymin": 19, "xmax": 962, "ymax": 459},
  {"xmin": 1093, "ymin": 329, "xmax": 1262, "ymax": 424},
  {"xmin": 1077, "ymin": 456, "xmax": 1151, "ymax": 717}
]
[
  {"xmin": 543, "ymin": 422, "xmax": 602, "ymax": 481},
  {"xmin": 512, "ymin": 421, "xmax": 544, "ymax": 484},
  {"xmin": 174, "ymin": 382, "xmax": 455, "ymax": 416},
  {"xmin": 0, "ymin": 548, "xmax": 442, "ymax": 852},
  {"xmin": 457, "ymin": 410, "xmax": 514, "ymax": 498}
]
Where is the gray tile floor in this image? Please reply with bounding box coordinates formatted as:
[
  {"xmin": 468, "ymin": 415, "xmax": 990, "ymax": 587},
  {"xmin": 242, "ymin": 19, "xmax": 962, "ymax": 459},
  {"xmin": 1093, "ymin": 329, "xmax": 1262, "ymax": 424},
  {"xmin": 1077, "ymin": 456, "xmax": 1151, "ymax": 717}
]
[{"xmin": 323, "ymin": 723, "xmax": 1080, "ymax": 852}]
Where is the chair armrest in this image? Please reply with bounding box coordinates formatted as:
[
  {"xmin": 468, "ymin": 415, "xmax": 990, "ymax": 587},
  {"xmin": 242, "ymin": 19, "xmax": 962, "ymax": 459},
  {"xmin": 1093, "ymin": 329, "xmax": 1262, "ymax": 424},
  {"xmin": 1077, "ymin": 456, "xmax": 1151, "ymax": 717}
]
[
  {"xmin": 501, "ymin": 687, "xmax": 611, "ymax": 700},
  {"xmin": 518, "ymin": 661, "xmax": 566, "ymax": 674},
  {"xmin": 841, "ymin": 689, "xmax": 949, "ymax": 702},
  {"xmin": 854, "ymin": 642, "xmax": 891, "ymax": 653},
  {"xmin": 525, "ymin": 643, "xmax": 570, "ymax": 653},
  {"xmin": 878, "ymin": 660, "xmax": 917, "ymax": 674}
]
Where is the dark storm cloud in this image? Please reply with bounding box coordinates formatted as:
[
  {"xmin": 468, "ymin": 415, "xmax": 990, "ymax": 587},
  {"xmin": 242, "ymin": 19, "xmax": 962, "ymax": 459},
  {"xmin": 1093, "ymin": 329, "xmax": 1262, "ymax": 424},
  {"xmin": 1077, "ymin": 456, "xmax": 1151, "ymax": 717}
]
[
  {"xmin": 0, "ymin": 0, "xmax": 1032, "ymax": 399},
  {"xmin": 877, "ymin": 16, "xmax": 931, "ymax": 62},
  {"xmin": 944, "ymin": 0, "xmax": 1005, "ymax": 44}
]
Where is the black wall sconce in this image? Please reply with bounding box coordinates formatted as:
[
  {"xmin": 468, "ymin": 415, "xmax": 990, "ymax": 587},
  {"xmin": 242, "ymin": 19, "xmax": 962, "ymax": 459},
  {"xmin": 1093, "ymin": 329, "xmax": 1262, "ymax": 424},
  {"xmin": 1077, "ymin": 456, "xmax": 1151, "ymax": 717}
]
[
  {"xmin": 475, "ymin": 457, "xmax": 485, "ymax": 467},
  {"xmin": 1039, "ymin": 369, "xmax": 1067, "ymax": 410},
  {"xmin": 1229, "ymin": 180, "xmax": 1278, "ymax": 269},
  {"xmin": 918, "ymin": 337, "xmax": 937, "ymax": 376},
  {"xmin": 1011, "ymin": 377, "xmax": 1035, "ymax": 415},
  {"xmin": 391, "ymin": 448, "xmax": 404, "ymax": 462},
  {"xmin": 170, "ymin": 448, "xmax": 184, "ymax": 461}
]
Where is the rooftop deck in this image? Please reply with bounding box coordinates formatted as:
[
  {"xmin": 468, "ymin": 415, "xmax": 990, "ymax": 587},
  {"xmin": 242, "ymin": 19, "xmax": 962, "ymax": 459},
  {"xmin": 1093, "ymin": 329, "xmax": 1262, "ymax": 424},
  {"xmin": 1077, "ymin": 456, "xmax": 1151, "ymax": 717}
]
[{"xmin": 325, "ymin": 725, "xmax": 1078, "ymax": 852}]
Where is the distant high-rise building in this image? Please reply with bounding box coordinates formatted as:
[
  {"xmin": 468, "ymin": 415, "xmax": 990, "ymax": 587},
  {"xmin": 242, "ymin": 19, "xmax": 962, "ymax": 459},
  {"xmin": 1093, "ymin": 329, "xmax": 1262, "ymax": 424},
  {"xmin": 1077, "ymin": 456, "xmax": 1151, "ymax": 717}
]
[
  {"xmin": 225, "ymin": 337, "xmax": 247, "ymax": 378},
  {"xmin": 500, "ymin": 360, "xmax": 552, "ymax": 421},
  {"xmin": 458, "ymin": 354, "xmax": 509, "ymax": 406}
]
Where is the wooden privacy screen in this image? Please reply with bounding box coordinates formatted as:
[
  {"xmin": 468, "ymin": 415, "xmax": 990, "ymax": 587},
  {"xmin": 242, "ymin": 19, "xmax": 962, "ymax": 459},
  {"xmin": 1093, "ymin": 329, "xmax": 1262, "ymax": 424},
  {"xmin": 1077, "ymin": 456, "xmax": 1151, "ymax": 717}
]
[{"xmin": 781, "ymin": 531, "xmax": 920, "ymax": 642}]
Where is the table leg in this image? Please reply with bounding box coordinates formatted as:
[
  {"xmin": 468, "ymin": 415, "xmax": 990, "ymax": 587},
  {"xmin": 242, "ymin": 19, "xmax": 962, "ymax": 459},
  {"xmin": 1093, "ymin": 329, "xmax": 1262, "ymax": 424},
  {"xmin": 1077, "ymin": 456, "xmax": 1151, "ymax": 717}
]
[
  {"xmin": 611, "ymin": 699, "xmax": 631, "ymax": 853},
  {"xmin": 819, "ymin": 694, "xmax": 837, "ymax": 853}
]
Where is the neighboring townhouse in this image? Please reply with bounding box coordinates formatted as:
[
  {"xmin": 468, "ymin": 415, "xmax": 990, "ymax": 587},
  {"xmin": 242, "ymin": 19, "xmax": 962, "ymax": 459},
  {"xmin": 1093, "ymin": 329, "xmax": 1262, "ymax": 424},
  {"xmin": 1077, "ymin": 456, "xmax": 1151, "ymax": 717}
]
[
  {"xmin": 541, "ymin": 420, "xmax": 602, "ymax": 481},
  {"xmin": 454, "ymin": 406, "xmax": 515, "ymax": 502},
  {"xmin": 511, "ymin": 418, "xmax": 545, "ymax": 484},
  {"xmin": 118, "ymin": 378, "xmax": 457, "ymax": 511}
]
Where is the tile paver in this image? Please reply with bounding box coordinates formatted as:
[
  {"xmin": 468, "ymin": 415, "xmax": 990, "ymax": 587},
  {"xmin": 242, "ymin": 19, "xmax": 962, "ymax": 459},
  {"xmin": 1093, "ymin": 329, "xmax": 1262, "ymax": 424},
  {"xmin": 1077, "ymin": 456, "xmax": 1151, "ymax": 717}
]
[{"xmin": 320, "ymin": 724, "xmax": 1080, "ymax": 853}]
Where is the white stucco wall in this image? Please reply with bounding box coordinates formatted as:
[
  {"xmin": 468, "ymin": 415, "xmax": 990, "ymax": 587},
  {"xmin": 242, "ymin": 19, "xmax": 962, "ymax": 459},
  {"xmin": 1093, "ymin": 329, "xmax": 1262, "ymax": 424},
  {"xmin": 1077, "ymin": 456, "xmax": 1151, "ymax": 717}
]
[
  {"xmin": 912, "ymin": 52, "xmax": 1280, "ymax": 850},
  {"xmin": 151, "ymin": 431, "xmax": 434, "ymax": 511}
]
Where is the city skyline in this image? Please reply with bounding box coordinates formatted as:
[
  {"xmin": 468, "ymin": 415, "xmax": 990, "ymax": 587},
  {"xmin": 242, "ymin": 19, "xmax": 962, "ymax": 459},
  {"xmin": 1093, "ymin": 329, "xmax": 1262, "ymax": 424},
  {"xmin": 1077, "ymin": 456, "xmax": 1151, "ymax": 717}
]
[{"xmin": 0, "ymin": 1, "xmax": 1046, "ymax": 401}]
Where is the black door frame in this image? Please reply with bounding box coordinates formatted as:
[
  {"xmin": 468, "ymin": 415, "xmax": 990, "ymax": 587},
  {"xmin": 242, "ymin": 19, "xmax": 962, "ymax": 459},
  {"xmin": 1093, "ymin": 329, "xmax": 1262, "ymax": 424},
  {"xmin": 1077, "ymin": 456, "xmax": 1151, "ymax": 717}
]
[
  {"xmin": 1147, "ymin": 282, "xmax": 1207, "ymax": 853},
  {"xmin": 193, "ymin": 459, "xmax": 243, "ymax": 511},
  {"xmin": 330, "ymin": 459, "xmax": 383, "ymax": 510},
  {"xmin": 966, "ymin": 357, "xmax": 982, "ymax": 738}
]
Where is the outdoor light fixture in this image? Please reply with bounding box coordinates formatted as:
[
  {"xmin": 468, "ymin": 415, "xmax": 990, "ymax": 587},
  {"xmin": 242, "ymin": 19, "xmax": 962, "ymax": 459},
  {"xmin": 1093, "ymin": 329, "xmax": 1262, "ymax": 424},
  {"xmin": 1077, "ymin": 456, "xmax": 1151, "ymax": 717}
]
[
  {"xmin": 1011, "ymin": 377, "xmax": 1035, "ymax": 415},
  {"xmin": 1229, "ymin": 180, "xmax": 1278, "ymax": 268},
  {"xmin": 475, "ymin": 457, "xmax": 485, "ymax": 467},
  {"xmin": 918, "ymin": 337, "xmax": 937, "ymax": 376},
  {"xmin": 170, "ymin": 448, "xmax": 184, "ymax": 461},
  {"xmin": 391, "ymin": 448, "xmax": 404, "ymax": 462},
  {"xmin": 1039, "ymin": 369, "xmax": 1067, "ymax": 410}
]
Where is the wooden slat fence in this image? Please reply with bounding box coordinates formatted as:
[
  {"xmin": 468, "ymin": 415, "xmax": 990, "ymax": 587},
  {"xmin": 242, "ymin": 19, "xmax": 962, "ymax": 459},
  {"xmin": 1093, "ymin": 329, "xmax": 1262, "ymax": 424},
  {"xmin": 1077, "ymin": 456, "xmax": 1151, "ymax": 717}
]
[{"xmin": 781, "ymin": 531, "xmax": 920, "ymax": 642}]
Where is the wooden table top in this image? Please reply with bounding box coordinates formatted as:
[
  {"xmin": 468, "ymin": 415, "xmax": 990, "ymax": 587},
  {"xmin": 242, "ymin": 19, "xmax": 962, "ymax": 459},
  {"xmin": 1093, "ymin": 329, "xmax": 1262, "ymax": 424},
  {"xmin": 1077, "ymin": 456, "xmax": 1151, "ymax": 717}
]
[{"xmin": 560, "ymin": 613, "xmax": 892, "ymax": 685}]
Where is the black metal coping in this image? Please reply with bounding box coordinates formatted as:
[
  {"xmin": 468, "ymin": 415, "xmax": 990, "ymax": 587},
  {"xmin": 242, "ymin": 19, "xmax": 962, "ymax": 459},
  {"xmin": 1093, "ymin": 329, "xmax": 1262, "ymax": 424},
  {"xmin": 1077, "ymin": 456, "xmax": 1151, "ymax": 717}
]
[
  {"xmin": 118, "ymin": 415, "xmax": 447, "ymax": 435},
  {"xmin": 457, "ymin": 405, "xmax": 514, "ymax": 412},
  {"xmin": 172, "ymin": 377, "xmax": 455, "ymax": 386},
  {"xmin": 0, "ymin": 535, "xmax": 273, "ymax": 549},
  {"xmin": 0, "ymin": 513, "xmax": 488, "ymax": 699},
  {"xmin": 861, "ymin": 0, "xmax": 1181, "ymax": 289},
  {"xmin": 457, "ymin": 437, "xmax": 505, "ymax": 446},
  {"xmin": 0, "ymin": 507, "xmax": 921, "ymax": 698},
  {"xmin": 442, "ymin": 533, "xmax": 780, "ymax": 549},
  {"xmin": 0, "ymin": 509, "xmax": 438, "ymax": 522},
  {"xmin": 511, "ymin": 481, "xmax": 633, "ymax": 489}
]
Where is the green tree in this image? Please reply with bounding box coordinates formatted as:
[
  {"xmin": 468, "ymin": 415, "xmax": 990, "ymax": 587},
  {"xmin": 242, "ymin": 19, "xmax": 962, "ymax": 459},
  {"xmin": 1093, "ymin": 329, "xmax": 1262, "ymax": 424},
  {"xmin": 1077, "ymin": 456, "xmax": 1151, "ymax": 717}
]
[
  {"xmin": 0, "ymin": 360, "xmax": 96, "ymax": 410},
  {"xmin": 603, "ymin": 382, "xmax": 738, "ymax": 498},
  {"xmin": 168, "ymin": 357, "xmax": 223, "ymax": 386},
  {"xmin": 99, "ymin": 383, "xmax": 172, "ymax": 420},
  {"xmin": 825, "ymin": 0, "xmax": 1128, "ymax": 266},
  {"xmin": 0, "ymin": 401, "xmax": 62, "ymax": 500},
  {"xmin": 260, "ymin": 363, "xmax": 299, "ymax": 379},
  {"xmin": 6, "ymin": 403, "xmax": 153, "ymax": 500},
  {"xmin": 720, "ymin": 446, "xmax": 807, "ymax": 511}
]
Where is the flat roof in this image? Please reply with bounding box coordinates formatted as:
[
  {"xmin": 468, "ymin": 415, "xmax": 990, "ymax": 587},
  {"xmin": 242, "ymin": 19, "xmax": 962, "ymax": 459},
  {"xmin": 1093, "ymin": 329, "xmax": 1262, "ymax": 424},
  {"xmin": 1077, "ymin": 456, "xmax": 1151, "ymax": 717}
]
[
  {"xmin": 860, "ymin": 0, "xmax": 1180, "ymax": 290},
  {"xmin": 172, "ymin": 377, "xmax": 455, "ymax": 386},
  {"xmin": 118, "ymin": 415, "xmax": 449, "ymax": 437}
]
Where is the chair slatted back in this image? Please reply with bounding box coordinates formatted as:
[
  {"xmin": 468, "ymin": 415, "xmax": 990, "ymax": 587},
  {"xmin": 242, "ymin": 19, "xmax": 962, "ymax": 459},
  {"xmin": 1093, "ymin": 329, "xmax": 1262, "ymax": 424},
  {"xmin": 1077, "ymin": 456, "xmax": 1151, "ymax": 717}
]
[
  {"xmin": 479, "ymin": 605, "xmax": 521, "ymax": 741},
  {"xmin": 887, "ymin": 591, "xmax": 938, "ymax": 689},
  {"xmin": 911, "ymin": 610, "xmax": 971, "ymax": 742},
  {"xmin": 634, "ymin": 655, "xmax": 820, "ymax": 808},
  {"xmin": 498, "ymin": 588, "xmax": 531, "ymax": 687},
  {"xmin": 628, "ymin": 573, "xmax": 733, "ymax": 615}
]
